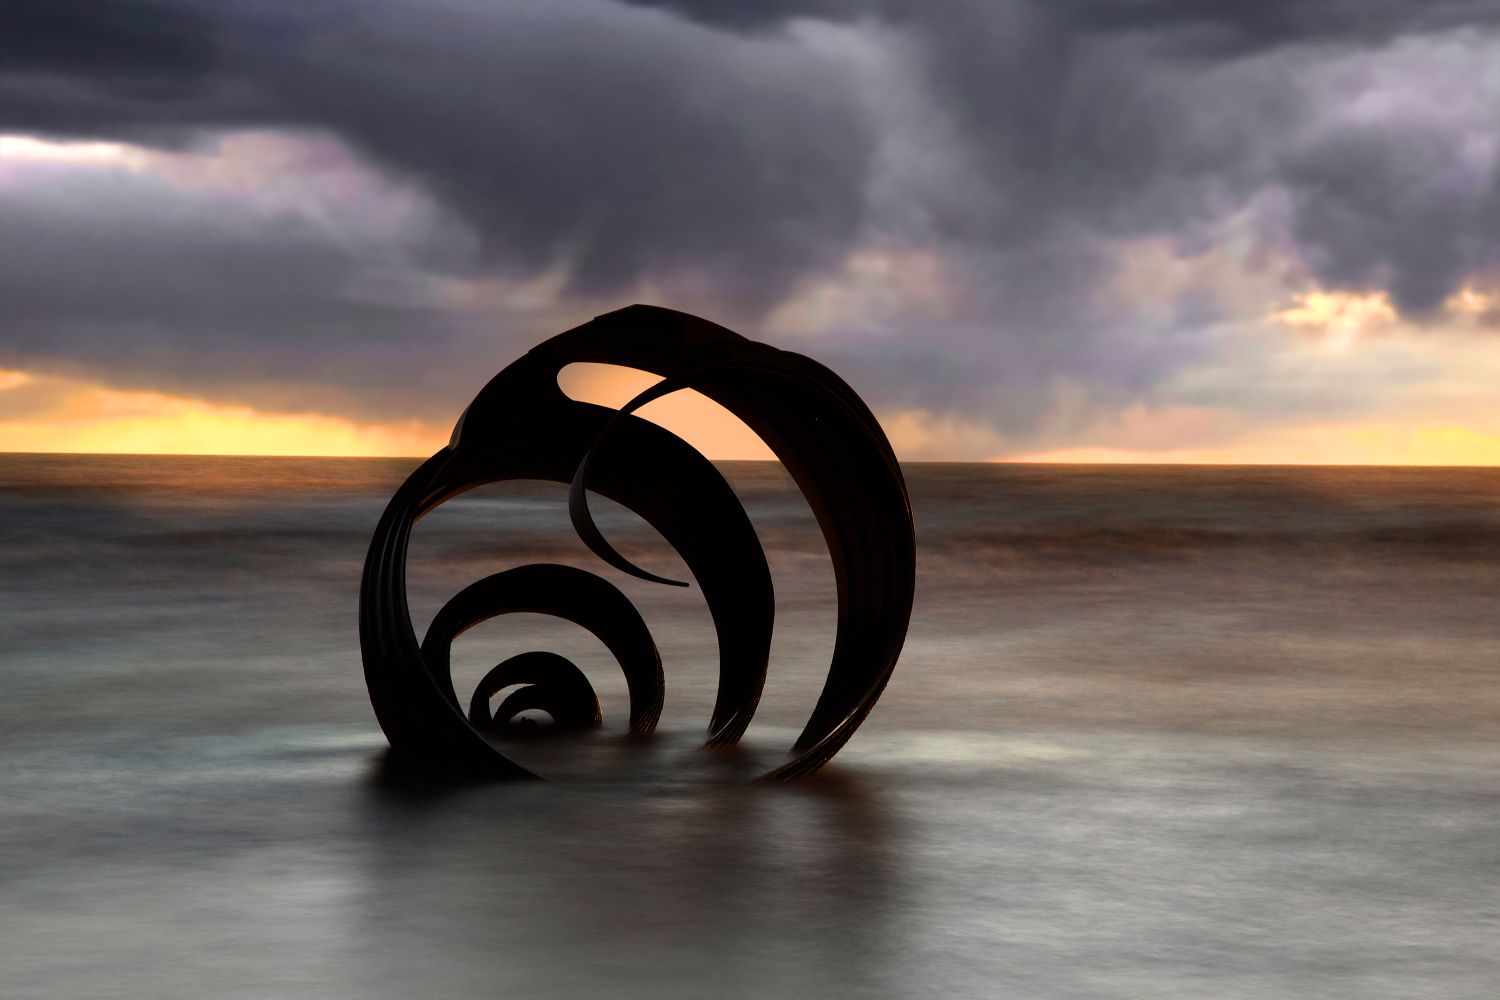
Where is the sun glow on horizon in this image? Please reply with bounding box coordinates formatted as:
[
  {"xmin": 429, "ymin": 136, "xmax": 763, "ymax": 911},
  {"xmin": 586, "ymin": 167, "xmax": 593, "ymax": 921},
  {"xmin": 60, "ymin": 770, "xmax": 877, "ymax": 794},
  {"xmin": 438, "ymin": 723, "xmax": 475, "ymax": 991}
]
[
  {"xmin": 1005, "ymin": 423, "xmax": 1500, "ymax": 466},
  {"xmin": 0, "ymin": 364, "xmax": 781, "ymax": 461},
  {"xmin": 3, "ymin": 363, "xmax": 1498, "ymax": 466},
  {"xmin": 0, "ymin": 368, "xmax": 446, "ymax": 457}
]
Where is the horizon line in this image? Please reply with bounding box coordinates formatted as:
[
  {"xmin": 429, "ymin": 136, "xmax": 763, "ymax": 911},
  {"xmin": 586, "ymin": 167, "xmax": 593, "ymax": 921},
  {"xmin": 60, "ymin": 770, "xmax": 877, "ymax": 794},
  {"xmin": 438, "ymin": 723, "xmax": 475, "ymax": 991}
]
[{"xmin": 3, "ymin": 449, "xmax": 1498, "ymax": 470}]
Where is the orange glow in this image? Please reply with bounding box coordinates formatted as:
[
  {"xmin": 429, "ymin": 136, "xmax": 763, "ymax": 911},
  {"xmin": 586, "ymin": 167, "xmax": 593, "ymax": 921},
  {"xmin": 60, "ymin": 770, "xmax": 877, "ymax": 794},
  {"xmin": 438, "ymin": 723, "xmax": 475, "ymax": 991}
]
[
  {"xmin": 1447, "ymin": 285, "xmax": 1495, "ymax": 315},
  {"xmin": 1272, "ymin": 290, "xmax": 1397, "ymax": 351},
  {"xmin": 0, "ymin": 364, "xmax": 776, "ymax": 460},
  {"xmin": 0, "ymin": 368, "xmax": 446, "ymax": 457},
  {"xmin": 6, "ymin": 363, "xmax": 1499, "ymax": 465},
  {"xmin": 1005, "ymin": 423, "xmax": 1500, "ymax": 466},
  {"xmin": 557, "ymin": 363, "xmax": 774, "ymax": 460}
]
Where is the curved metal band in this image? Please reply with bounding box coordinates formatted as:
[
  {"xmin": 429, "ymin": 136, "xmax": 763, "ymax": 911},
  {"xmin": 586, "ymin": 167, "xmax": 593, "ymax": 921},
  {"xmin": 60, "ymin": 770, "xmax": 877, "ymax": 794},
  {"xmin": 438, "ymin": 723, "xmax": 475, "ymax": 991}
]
[
  {"xmin": 468, "ymin": 651, "xmax": 603, "ymax": 734},
  {"xmin": 358, "ymin": 304, "xmax": 914, "ymax": 780},
  {"xmin": 422, "ymin": 563, "xmax": 663, "ymax": 735}
]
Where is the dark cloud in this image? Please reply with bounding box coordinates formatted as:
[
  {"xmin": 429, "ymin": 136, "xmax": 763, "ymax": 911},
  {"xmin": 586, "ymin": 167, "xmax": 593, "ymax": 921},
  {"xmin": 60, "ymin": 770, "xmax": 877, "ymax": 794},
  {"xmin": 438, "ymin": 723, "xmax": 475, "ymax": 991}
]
[
  {"xmin": 1048, "ymin": 0, "xmax": 1500, "ymax": 55},
  {"xmin": 1283, "ymin": 121, "xmax": 1500, "ymax": 315},
  {"xmin": 0, "ymin": 0, "xmax": 878, "ymax": 426},
  {"xmin": 2, "ymin": 0, "xmax": 874, "ymax": 314},
  {"xmin": 621, "ymin": 0, "xmax": 1500, "ymax": 54},
  {"xmin": 0, "ymin": 144, "xmax": 510, "ymax": 422},
  {"xmin": 613, "ymin": 0, "xmax": 1500, "ymax": 323},
  {"xmin": 2, "ymin": 0, "xmax": 1498, "ymax": 450},
  {"xmin": 1, "ymin": 0, "xmax": 222, "ymax": 80}
]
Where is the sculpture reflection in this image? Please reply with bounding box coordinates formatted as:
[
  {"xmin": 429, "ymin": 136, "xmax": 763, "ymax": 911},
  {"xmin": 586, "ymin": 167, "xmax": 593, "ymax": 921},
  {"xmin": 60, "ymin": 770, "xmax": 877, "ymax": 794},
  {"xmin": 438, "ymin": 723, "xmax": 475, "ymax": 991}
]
[{"xmin": 359, "ymin": 305, "xmax": 915, "ymax": 780}]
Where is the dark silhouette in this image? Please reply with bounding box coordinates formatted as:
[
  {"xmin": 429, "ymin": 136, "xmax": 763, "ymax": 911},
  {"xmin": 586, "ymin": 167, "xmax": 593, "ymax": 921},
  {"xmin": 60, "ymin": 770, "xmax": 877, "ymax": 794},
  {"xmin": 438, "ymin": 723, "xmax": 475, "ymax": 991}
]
[
  {"xmin": 423, "ymin": 563, "xmax": 661, "ymax": 734},
  {"xmin": 468, "ymin": 651, "xmax": 602, "ymax": 735},
  {"xmin": 359, "ymin": 305, "xmax": 915, "ymax": 780}
]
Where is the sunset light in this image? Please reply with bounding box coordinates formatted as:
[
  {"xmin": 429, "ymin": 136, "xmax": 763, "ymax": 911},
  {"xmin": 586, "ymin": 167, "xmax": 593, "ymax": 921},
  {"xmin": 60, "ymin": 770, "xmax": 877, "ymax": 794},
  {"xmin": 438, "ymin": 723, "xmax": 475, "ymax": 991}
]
[
  {"xmin": 1005, "ymin": 422, "xmax": 1500, "ymax": 466},
  {"xmin": 1272, "ymin": 290, "xmax": 1398, "ymax": 352},
  {"xmin": 0, "ymin": 368, "xmax": 445, "ymax": 457}
]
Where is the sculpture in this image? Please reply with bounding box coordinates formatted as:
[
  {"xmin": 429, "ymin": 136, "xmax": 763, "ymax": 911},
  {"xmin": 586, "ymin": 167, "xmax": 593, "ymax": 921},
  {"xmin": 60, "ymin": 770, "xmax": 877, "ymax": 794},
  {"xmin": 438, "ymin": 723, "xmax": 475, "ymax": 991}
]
[{"xmin": 359, "ymin": 305, "xmax": 915, "ymax": 780}]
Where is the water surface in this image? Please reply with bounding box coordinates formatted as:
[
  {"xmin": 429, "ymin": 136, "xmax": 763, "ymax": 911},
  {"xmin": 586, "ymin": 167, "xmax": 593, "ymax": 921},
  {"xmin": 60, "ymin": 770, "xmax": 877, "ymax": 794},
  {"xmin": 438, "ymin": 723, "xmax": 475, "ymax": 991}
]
[{"xmin": 2, "ymin": 455, "xmax": 1497, "ymax": 998}]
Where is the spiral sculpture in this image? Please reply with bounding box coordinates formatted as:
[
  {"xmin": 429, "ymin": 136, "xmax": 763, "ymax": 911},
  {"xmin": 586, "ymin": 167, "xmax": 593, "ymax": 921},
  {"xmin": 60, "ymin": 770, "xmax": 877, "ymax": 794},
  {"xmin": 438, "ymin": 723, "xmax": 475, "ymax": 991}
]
[{"xmin": 359, "ymin": 305, "xmax": 915, "ymax": 780}]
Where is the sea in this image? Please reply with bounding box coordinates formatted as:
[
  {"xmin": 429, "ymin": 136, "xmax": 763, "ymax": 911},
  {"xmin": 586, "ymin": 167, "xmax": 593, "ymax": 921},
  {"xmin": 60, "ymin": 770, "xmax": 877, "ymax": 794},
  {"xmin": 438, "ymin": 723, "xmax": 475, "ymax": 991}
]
[{"xmin": 1, "ymin": 454, "xmax": 1497, "ymax": 999}]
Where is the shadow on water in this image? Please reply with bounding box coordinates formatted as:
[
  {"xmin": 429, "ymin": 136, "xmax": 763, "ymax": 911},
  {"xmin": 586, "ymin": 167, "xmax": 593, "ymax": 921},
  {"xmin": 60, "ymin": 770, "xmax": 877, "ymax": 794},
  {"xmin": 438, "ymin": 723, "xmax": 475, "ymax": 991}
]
[
  {"xmin": 365, "ymin": 747, "xmax": 514, "ymax": 803},
  {"xmin": 354, "ymin": 739, "xmax": 903, "ymax": 998}
]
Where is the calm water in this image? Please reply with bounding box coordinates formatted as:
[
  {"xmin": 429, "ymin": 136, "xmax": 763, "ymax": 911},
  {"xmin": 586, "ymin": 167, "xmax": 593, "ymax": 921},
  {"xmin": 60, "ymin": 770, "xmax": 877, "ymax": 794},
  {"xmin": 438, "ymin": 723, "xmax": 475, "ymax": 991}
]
[{"xmin": 2, "ymin": 454, "xmax": 1497, "ymax": 998}]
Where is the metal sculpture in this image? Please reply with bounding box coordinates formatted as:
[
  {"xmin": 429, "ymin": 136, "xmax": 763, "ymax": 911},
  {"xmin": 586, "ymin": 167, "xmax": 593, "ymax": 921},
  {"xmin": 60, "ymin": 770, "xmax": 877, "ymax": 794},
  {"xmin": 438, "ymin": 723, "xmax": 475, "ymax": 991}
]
[{"xmin": 359, "ymin": 305, "xmax": 915, "ymax": 780}]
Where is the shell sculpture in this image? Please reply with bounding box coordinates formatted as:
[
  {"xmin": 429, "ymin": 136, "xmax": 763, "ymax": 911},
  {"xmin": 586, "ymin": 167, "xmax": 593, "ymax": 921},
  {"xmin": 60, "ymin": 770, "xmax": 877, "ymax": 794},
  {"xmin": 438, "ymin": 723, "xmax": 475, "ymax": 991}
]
[{"xmin": 359, "ymin": 305, "xmax": 915, "ymax": 780}]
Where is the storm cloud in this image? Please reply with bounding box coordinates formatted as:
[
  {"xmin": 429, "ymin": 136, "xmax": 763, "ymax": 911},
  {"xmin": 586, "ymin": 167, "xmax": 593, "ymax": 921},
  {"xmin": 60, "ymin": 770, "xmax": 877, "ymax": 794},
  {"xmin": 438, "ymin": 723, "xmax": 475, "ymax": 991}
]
[
  {"xmin": 2, "ymin": 0, "xmax": 1498, "ymax": 453},
  {"xmin": 4, "ymin": 0, "xmax": 874, "ymax": 307}
]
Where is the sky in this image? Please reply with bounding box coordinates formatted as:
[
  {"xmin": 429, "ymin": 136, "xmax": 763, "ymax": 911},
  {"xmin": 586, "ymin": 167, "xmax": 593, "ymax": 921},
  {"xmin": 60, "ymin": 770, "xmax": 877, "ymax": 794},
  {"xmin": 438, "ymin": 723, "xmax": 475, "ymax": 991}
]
[{"xmin": 2, "ymin": 0, "xmax": 1499, "ymax": 463}]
